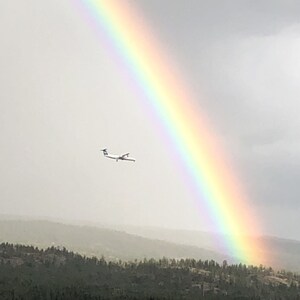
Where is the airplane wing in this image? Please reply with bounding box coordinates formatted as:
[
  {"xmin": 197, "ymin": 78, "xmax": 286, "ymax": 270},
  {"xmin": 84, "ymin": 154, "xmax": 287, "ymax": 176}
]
[
  {"xmin": 121, "ymin": 153, "xmax": 130, "ymax": 158},
  {"xmin": 124, "ymin": 157, "xmax": 135, "ymax": 162}
]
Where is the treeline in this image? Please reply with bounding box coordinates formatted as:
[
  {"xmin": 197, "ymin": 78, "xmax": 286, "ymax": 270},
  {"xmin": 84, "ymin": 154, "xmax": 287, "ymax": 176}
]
[{"xmin": 0, "ymin": 243, "xmax": 299, "ymax": 299}]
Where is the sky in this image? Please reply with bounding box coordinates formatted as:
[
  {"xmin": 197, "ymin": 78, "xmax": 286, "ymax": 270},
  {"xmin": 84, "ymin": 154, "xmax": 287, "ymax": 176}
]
[{"xmin": 1, "ymin": 0, "xmax": 300, "ymax": 239}]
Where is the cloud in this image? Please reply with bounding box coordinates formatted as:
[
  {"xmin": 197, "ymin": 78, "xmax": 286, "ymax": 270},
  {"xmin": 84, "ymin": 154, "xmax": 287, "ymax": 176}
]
[
  {"xmin": 195, "ymin": 24, "xmax": 300, "ymax": 223},
  {"xmin": 138, "ymin": 0, "xmax": 300, "ymax": 236}
]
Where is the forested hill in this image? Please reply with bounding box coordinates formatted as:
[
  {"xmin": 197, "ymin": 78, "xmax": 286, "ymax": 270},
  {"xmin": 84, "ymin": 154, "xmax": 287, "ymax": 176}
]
[{"xmin": 0, "ymin": 243, "xmax": 300, "ymax": 300}]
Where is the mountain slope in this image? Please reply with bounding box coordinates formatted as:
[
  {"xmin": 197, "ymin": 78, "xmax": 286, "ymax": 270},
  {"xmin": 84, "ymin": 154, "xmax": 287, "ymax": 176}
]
[
  {"xmin": 1, "ymin": 219, "xmax": 299, "ymax": 271},
  {"xmin": 0, "ymin": 220, "xmax": 232, "ymax": 262},
  {"xmin": 117, "ymin": 225, "xmax": 300, "ymax": 272}
]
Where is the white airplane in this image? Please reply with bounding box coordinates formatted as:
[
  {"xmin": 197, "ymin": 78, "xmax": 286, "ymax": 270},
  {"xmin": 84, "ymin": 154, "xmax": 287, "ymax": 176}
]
[{"xmin": 101, "ymin": 148, "xmax": 135, "ymax": 162}]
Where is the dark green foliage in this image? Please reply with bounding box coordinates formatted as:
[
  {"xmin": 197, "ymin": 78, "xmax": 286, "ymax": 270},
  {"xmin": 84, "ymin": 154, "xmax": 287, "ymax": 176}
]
[{"xmin": 0, "ymin": 243, "xmax": 299, "ymax": 299}]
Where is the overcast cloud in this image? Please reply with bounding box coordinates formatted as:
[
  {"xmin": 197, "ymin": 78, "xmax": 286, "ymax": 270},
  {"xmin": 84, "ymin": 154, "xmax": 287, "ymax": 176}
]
[
  {"xmin": 1, "ymin": 1, "xmax": 300, "ymax": 239},
  {"xmin": 138, "ymin": 0, "xmax": 300, "ymax": 238}
]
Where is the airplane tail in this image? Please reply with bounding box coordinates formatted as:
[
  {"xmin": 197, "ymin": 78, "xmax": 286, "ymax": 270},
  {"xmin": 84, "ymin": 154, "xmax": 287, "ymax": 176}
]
[{"xmin": 101, "ymin": 148, "xmax": 108, "ymax": 155}]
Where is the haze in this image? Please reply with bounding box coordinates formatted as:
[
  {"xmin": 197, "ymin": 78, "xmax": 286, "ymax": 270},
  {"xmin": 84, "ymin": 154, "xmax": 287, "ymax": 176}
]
[{"xmin": 1, "ymin": 0, "xmax": 300, "ymax": 240}]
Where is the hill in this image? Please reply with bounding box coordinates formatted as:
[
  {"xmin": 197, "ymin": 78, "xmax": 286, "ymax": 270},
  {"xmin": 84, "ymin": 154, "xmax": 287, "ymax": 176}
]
[
  {"xmin": 1, "ymin": 219, "xmax": 300, "ymax": 272},
  {"xmin": 1, "ymin": 242, "xmax": 300, "ymax": 299},
  {"xmin": 0, "ymin": 220, "xmax": 232, "ymax": 263},
  {"xmin": 117, "ymin": 225, "xmax": 300, "ymax": 272}
]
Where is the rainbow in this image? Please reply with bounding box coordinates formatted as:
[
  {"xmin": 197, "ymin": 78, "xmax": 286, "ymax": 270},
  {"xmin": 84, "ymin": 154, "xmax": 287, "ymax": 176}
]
[{"xmin": 77, "ymin": 0, "xmax": 267, "ymax": 265}]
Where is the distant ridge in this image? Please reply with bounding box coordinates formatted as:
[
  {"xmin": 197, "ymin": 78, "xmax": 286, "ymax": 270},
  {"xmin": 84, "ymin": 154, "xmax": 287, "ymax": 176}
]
[
  {"xmin": 0, "ymin": 219, "xmax": 233, "ymax": 263},
  {"xmin": 116, "ymin": 225, "xmax": 300, "ymax": 272},
  {"xmin": 0, "ymin": 217, "xmax": 299, "ymax": 271}
]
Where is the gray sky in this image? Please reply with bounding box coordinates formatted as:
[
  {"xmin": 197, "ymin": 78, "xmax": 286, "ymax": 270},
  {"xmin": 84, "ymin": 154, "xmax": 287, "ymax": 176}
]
[{"xmin": 1, "ymin": 0, "xmax": 300, "ymax": 239}]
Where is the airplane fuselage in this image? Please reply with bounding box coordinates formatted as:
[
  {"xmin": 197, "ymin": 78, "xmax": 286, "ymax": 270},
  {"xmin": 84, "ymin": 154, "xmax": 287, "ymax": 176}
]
[
  {"xmin": 101, "ymin": 150, "xmax": 135, "ymax": 162},
  {"xmin": 105, "ymin": 154, "xmax": 120, "ymax": 160}
]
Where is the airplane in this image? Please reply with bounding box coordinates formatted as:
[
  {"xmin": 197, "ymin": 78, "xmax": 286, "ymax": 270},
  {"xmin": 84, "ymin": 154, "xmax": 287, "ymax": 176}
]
[{"xmin": 100, "ymin": 148, "xmax": 135, "ymax": 162}]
